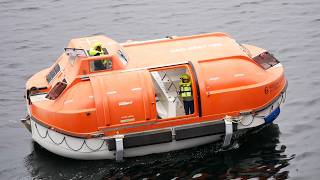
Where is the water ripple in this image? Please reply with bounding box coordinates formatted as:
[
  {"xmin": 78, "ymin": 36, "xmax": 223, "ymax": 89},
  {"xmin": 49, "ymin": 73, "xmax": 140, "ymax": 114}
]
[
  {"xmin": 20, "ymin": 7, "xmax": 40, "ymax": 11},
  {"xmin": 109, "ymin": 2, "xmax": 150, "ymax": 9}
]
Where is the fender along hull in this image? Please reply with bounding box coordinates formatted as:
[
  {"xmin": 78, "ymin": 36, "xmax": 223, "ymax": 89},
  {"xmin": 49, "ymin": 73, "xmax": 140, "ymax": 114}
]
[{"xmin": 29, "ymin": 90, "xmax": 286, "ymax": 160}]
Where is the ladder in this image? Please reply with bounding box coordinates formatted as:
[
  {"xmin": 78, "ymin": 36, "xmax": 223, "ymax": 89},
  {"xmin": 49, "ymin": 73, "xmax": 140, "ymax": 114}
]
[
  {"xmin": 151, "ymin": 71, "xmax": 180, "ymax": 118},
  {"xmin": 151, "ymin": 71, "xmax": 174, "ymax": 102}
]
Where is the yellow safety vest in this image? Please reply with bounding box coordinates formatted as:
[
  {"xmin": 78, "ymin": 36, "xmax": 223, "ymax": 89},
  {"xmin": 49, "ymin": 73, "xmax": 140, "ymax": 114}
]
[
  {"xmin": 88, "ymin": 48, "xmax": 108, "ymax": 65},
  {"xmin": 89, "ymin": 48, "xmax": 105, "ymax": 56},
  {"xmin": 180, "ymin": 81, "xmax": 192, "ymax": 98}
]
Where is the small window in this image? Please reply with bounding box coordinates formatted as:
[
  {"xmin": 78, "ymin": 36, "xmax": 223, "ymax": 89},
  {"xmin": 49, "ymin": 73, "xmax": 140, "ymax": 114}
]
[
  {"xmin": 253, "ymin": 52, "xmax": 279, "ymax": 70},
  {"xmin": 46, "ymin": 80, "xmax": 67, "ymax": 100},
  {"xmin": 46, "ymin": 64, "xmax": 61, "ymax": 83},
  {"xmin": 64, "ymin": 48, "xmax": 88, "ymax": 65},
  {"xmin": 90, "ymin": 59, "xmax": 113, "ymax": 72},
  {"xmin": 117, "ymin": 50, "xmax": 128, "ymax": 65}
]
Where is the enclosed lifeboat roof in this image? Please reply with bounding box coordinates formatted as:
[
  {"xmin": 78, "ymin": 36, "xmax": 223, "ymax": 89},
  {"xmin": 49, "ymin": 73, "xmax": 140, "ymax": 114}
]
[{"xmin": 64, "ymin": 32, "xmax": 252, "ymax": 69}]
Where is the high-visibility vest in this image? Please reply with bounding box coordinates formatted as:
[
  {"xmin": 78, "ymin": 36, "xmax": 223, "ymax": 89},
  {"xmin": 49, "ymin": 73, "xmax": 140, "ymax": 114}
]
[
  {"xmin": 89, "ymin": 48, "xmax": 105, "ymax": 56},
  {"xmin": 89, "ymin": 48, "xmax": 108, "ymax": 65},
  {"xmin": 180, "ymin": 81, "xmax": 192, "ymax": 98}
]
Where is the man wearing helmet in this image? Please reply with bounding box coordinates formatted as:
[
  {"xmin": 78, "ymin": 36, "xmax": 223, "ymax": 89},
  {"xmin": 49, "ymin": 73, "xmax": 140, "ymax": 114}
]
[
  {"xmin": 179, "ymin": 73, "xmax": 194, "ymax": 115},
  {"xmin": 89, "ymin": 42, "xmax": 112, "ymax": 71},
  {"xmin": 89, "ymin": 42, "xmax": 105, "ymax": 56}
]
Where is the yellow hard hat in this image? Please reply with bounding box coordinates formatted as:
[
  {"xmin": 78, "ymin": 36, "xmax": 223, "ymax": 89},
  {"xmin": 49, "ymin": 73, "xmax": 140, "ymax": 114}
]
[
  {"xmin": 93, "ymin": 42, "xmax": 103, "ymax": 49},
  {"xmin": 180, "ymin": 74, "xmax": 190, "ymax": 80}
]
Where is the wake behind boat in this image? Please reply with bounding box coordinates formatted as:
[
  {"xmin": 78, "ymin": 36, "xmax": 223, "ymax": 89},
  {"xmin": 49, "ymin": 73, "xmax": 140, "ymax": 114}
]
[{"xmin": 22, "ymin": 32, "xmax": 287, "ymax": 161}]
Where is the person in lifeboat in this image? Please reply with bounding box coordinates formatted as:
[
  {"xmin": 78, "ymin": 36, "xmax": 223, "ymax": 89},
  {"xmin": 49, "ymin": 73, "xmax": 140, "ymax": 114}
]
[
  {"xmin": 89, "ymin": 42, "xmax": 112, "ymax": 71},
  {"xmin": 179, "ymin": 74, "xmax": 194, "ymax": 115}
]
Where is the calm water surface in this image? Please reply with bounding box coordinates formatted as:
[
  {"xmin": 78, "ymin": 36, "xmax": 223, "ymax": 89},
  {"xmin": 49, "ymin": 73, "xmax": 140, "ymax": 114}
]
[{"xmin": 0, "ymin": 0, "xmax": 320, "ymax": 179}]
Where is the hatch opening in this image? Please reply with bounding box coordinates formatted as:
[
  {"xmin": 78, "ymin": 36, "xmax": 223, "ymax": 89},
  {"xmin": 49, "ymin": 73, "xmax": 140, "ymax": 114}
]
[{"xmin": 150, "ymin": 66, "xmax": 196, "ymax": 119}]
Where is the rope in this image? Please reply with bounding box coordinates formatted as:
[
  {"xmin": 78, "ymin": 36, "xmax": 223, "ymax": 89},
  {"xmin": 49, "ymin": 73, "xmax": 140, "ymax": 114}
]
[
  {"xmin": 64, "ymin": 138, "xmax": 86, "ymax": 151},
  {"xmin": 84, "ymin": 140, "xmax": 106, "ymax": 152},
  {"xmin": 34, "ymin": 123, "xmax": 48, "ymax": 138},
  {"xmin": 33, "ymin": 122, "xmax": 106, "ymax": 152},
  {"xmin": 47, "ymin": 132, "xmax": 66, "ymax": 145}
]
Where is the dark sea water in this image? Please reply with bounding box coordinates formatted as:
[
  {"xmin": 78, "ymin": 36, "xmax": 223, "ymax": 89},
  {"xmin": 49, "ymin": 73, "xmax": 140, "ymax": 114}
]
[{"xmin": 1, "ymin": 0, "xmax": 320, "ymax": 179}]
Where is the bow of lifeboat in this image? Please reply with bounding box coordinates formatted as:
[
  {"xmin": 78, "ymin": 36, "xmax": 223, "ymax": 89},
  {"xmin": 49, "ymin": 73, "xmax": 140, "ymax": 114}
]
[{"xmin": 23, "ymin": 32, "xmax": 287, "ymax": 160}]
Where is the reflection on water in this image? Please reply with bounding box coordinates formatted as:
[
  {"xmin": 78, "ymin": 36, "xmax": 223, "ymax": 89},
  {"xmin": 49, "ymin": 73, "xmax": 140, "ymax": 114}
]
[{"xmin": 24, "ymin": 124, "xmax": 294, "ymax": 179}]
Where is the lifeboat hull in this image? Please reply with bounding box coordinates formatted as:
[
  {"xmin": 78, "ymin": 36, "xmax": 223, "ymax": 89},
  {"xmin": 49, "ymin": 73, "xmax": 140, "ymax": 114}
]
[
  {"xmin": 31, "ymin": 119, "xmax": 222, "ymax": 160},
  {"xmin": 28, "ymin": 89, "xmax": 285, "ymax": 160}
]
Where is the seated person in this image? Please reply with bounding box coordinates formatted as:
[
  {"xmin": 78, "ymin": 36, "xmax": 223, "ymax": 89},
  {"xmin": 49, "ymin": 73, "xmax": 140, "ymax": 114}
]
[{"xmin": 92, "ymin": 59, "xmax": 112, "ymax": 71}]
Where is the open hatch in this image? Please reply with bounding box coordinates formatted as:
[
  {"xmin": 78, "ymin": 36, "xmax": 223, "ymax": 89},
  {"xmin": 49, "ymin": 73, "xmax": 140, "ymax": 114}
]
[{"xmin": 149, "ymin": 64, "xmax": 198, "ymax": 119}]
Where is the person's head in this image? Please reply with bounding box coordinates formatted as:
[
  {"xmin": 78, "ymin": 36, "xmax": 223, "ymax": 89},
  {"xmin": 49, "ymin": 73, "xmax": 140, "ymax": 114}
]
[
  {"xmin": 94, "ymin": 42, "xmax": 103, "ymax": 51},
  {"xmin": 180, "ymin": 74, "xmax": 190, "ymax": 82}
]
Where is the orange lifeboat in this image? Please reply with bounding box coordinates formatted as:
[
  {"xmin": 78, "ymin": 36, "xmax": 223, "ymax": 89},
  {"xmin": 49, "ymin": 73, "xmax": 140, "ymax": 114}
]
[{"xmin": 22, "ymin": 32, "xmax": 287, "ymax": 160}]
